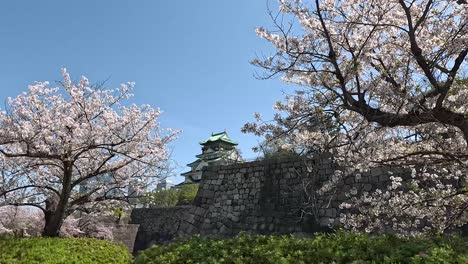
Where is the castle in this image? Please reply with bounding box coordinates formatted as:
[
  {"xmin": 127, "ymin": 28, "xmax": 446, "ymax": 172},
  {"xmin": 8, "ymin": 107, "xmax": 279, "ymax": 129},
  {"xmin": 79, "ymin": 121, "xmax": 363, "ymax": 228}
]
[{"xmin": 178, "ymin": 131, "xmax": 242, "ymax": 185}]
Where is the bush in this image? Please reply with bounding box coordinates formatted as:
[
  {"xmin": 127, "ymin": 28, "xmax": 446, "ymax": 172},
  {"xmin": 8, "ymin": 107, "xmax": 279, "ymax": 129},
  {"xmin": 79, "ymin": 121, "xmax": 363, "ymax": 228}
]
[
  {"xmin": 141, "ymin": 188, "xmax": 180, "ymax": 207},
  {"xmin": 135, "ymin": 232, "xmax": 468, "ymax": 264},
  {"xmin": 0, "ymin": 236, "xmax": 131, "ymax": 264},
  {"xmin": 141, "ymin": 184, "xmax": 199, "ymax": 207},
  {"xmin": 177, "ymin": 184, "xmax": 199, "ymax": 205}
]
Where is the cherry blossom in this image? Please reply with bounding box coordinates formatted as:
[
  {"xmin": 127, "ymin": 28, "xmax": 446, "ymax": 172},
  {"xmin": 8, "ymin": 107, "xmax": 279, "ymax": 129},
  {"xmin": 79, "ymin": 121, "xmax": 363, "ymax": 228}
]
[
  {"xmin": 0, "ymin": 205, "xmax": 43, "ymax": 237},
  {"xmin": 245, "ymin": 0, "xmax": 467, "ymax": 234},
  {"xmin": 0, "ymin": 69, "xmax": 179, "ymax": 236}
]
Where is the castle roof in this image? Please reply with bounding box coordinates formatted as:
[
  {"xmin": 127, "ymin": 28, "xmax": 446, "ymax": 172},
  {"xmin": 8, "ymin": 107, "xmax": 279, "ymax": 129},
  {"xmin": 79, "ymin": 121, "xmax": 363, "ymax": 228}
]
[
  {"xmin": 199, "ymin": 131, "xmax": 238, "ymax": 146},
  {"xmin": 186, "ymin": 159, "xmax": 202, "ymax": 167}
]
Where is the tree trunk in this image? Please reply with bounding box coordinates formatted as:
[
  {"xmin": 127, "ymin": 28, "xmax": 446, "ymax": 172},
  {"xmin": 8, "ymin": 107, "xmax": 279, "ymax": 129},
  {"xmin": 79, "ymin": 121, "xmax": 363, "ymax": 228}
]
[
  {"xmin": 43, "ymin": 212, "xmax": 63, "ymax": 237},
  {"xmin": 461, "ymin": 122, "xmax": 468, "ymax": 149},
  {"xmin": 42, "ymin": 194, "xmax": 62, "ymax": 237},
  {"xmin": 42, "ymin": 161, "xmax": 73, "ymax": 237}
]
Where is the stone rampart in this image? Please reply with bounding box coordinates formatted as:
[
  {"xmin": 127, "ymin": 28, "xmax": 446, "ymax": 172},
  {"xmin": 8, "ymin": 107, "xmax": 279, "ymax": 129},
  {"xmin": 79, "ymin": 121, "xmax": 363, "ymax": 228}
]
[{"xmin": 131, "ymin": 154, "xmax": 409, "ymax": 252}]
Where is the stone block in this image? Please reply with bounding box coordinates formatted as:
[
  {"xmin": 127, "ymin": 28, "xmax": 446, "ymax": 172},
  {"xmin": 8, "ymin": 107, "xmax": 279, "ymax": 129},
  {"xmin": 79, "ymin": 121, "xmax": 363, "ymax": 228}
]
[
  {"xmin": 370, "ymin": 167, "xmax": 383, "ymax": 177},
  {"xmin": 378, "ymin": 174, "xmax": 390, "ymax": 182},
  {"xmin": 326, "ymin": 208, "xmax": 337, "ymax": 217},
  {"xmin": 219, "ymin": 224, "xmax": 228, "ymax": 234},
  {"xmin": 195, "ymin": 207, "xmax": 205, "ymax": 216},
  {"xmin": 360, "ymin": 176, "xmax": 369, "ymax": 183},
  {"xmin": 268, "ymin": 223, "xmax": 275, "ymax": 231},
  {"xmin": 344, "ymin": 177, "xmax": 354, "ymax": 184},
  {"xmin": 369, "ymin": 175, "xmax": 379, "ymax": 183},
  {"xmin": 319, "ymin": 217, "xmax": 332, "ymax": 226},
  {"xmin": 204, "ymin": 190, "xmax": 214, "ymax": 199}
]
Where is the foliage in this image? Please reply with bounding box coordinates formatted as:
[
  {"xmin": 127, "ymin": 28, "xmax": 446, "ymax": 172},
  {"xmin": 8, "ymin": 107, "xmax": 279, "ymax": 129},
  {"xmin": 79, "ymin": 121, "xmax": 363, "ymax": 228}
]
[
  {"xmin": 255, "ymin": 138, "xmax": 302, "ymax": 160},
  {"xmin": 244, "ymin": 0, "xmax": 468, "ymax": 234},
  {"xmin": 141, "ymin": 188, "xmax": 180, "ymax": 208},
  {"xmin": 135, "ymin": 232, "xmax": 467, "ymax": 264},
  {"xmin": 0, "ymin": 68, "xmax": 179, "ymax": 236},
  {"xmin": 114, "ymin": 207, "xmax": 124, "ymax": 223},
  {"xmin": 0, "ymin": 236, "xmax": 131, "ymax": 264},
  {"xmin": 141, "ymin": 184, "xmax": 199, "ymax": 207},
  {"xmin": 177, "ymin": 184, "xmax": 199, "ymax": 205}
]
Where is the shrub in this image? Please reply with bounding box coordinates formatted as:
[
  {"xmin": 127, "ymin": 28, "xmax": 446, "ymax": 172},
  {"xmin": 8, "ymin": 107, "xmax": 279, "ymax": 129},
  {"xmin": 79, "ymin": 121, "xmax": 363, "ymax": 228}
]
[
  {"xmin": 141, "ymin": 184, "xmax": 199, "ymax": 208},
  {"xmin": 0, "ymin": 236, "xmax": 131, "ymax": 264},
  {"xmin": 141, "ymin": 188, "xmax": 181, "ymax": 207},
  {"xmin": 134, "ymin": 232, "xmax": 468, "ymax": 264},
  {"xmin": 177, "ymin": 184, "xmax": 199, "ymax": 205}
]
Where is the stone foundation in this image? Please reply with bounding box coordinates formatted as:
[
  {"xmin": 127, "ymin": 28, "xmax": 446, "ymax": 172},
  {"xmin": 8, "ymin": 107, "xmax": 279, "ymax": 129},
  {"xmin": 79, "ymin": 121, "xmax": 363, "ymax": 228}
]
[{"xmin": 131, "ymin": 155, "xmax": 413, "ymax": 252}]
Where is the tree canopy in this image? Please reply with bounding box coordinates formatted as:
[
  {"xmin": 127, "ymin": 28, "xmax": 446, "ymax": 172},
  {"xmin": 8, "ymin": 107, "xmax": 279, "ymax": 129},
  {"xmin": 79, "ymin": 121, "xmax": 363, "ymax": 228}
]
[
  {"xmin": 0, "ymin": 69, "xmax": 179, "ymax": 236},
  {"xmin": 244, "ymin": 0, "xmax": 467, "ymax": 234}
]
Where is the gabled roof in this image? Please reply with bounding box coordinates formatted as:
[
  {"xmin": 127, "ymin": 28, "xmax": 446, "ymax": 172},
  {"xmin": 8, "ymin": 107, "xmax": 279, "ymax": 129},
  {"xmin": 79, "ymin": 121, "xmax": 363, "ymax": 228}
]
[{"xmin": 199, "ymin": 131, "xmax": 238, "ymax": 146}]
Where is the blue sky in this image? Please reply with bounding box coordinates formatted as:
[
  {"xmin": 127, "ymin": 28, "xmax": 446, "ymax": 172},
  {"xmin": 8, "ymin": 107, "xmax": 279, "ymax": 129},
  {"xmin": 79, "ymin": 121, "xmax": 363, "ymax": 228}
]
[{"xmin": 0, "ymin": 1, "xmax": 289, "ymax": 183}]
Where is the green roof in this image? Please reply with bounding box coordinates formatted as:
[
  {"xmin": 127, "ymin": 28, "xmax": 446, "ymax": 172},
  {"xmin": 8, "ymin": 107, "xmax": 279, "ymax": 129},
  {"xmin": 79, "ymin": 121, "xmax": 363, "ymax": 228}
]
[
  {"xmin": 196, "ymin": 150, "xmax": 230, "ymax": 159},
  {"xmin": 199, "ymin": 131, "xmax": 238, "ymax": 145},
  {"xmin": 181, "ymin": 170, "xmax": 201, "ymax": 176},
  {"xmin": 186, "ymin": 159, "xmax": 202, "ymax": 167}
]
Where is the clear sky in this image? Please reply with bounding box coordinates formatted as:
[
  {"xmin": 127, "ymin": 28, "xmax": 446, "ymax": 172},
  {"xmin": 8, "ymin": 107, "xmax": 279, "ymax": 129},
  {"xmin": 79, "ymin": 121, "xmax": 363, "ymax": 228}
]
[{"xmin": 0, "ymin": 1, "xmax": 288, "ymax": 183}]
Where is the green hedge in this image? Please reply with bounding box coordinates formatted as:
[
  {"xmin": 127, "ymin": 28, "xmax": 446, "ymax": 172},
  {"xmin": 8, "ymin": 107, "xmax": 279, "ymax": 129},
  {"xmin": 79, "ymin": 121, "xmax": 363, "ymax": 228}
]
[
  {"xmin": 0, "ymin": 236, "xmax": 131, "ymax": 264},
  {"xmin": 177, "ymin": 184, "xmax": 199, "ymax": 205},
  {"xmin": 135, "ymin": 232, "xmax": 468, "ymax": 264},
  {"xmin": 141, "ymin": 184, "xmax": 199, "ymax": 207},
  {"xmin": 141, "ymin": 188, "xmax": 180, "ymax": 207}
]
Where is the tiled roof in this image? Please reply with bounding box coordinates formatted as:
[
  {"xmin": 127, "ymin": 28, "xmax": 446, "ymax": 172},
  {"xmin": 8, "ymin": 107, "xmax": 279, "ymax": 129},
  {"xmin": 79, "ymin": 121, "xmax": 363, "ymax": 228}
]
[{"xmin": 199, "ymin": 131, "xmax": 238, "ymax": 145}]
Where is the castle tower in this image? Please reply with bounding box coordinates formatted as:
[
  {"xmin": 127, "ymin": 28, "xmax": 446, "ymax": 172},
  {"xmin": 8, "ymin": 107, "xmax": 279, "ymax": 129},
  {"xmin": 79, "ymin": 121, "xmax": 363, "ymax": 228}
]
[{"xmin": 180, "ymin": 131, "xmax": 242, "ymax": 184}]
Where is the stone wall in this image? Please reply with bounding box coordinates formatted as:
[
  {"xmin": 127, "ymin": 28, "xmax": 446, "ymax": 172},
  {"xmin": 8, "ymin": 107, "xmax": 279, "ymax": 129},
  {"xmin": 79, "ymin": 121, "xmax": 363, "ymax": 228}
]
[
  {"xmin": 111, "ymin": 224, "xmax": 140, "ymax": 252},
  {"xmin": 192, "ymin": 155, "xmax": 334, "ymax": 235},
  {"xmin": 131, "ymin": 154, "xmax": 409, "ymax": 252},
  {"xmin": 131, "ymin": 206, "xmax": 194, "ymax": 251}
]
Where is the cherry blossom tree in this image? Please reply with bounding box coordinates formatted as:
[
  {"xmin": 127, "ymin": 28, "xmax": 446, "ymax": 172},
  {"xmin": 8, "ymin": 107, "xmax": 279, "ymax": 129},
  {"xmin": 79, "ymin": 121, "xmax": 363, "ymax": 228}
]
[
  {"xmin": 0, "ymin": 69, "xmax": 179, "ymax": 237},
  {"xmin": 0, "ymin": 205, "xmax": 43, "ymax": 237},
  {"xmin": 244, "ymin": 0, "xmax": 467, "ymax": 234},
  {"xmin": 0, "ymin": 205, "xmax": 113, "ymax": 239}
]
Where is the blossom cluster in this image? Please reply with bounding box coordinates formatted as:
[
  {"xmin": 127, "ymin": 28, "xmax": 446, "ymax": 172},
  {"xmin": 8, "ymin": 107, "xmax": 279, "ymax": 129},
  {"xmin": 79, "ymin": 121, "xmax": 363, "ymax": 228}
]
[
  {"xmin": 246, "ymin": 0, "xmax": 467, "ymax": 235},
  {"xmin": 0, "ymin": 69, "xmax": 180, "ymax": 225}
]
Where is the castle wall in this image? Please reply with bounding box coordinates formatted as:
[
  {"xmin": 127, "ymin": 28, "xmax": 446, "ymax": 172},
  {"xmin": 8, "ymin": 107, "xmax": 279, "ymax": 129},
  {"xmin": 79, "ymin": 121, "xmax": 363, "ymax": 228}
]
[
  {"xmin": 130, "ymin": 206, "xmax": 194, "ymax": 251},
  {"xmin": 131, "ymin": 154, "xmax": 409, "ymax": 252},
  {"xmin": 110, "ymin": 224, "xmax": 140, "ymax": 252}
]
